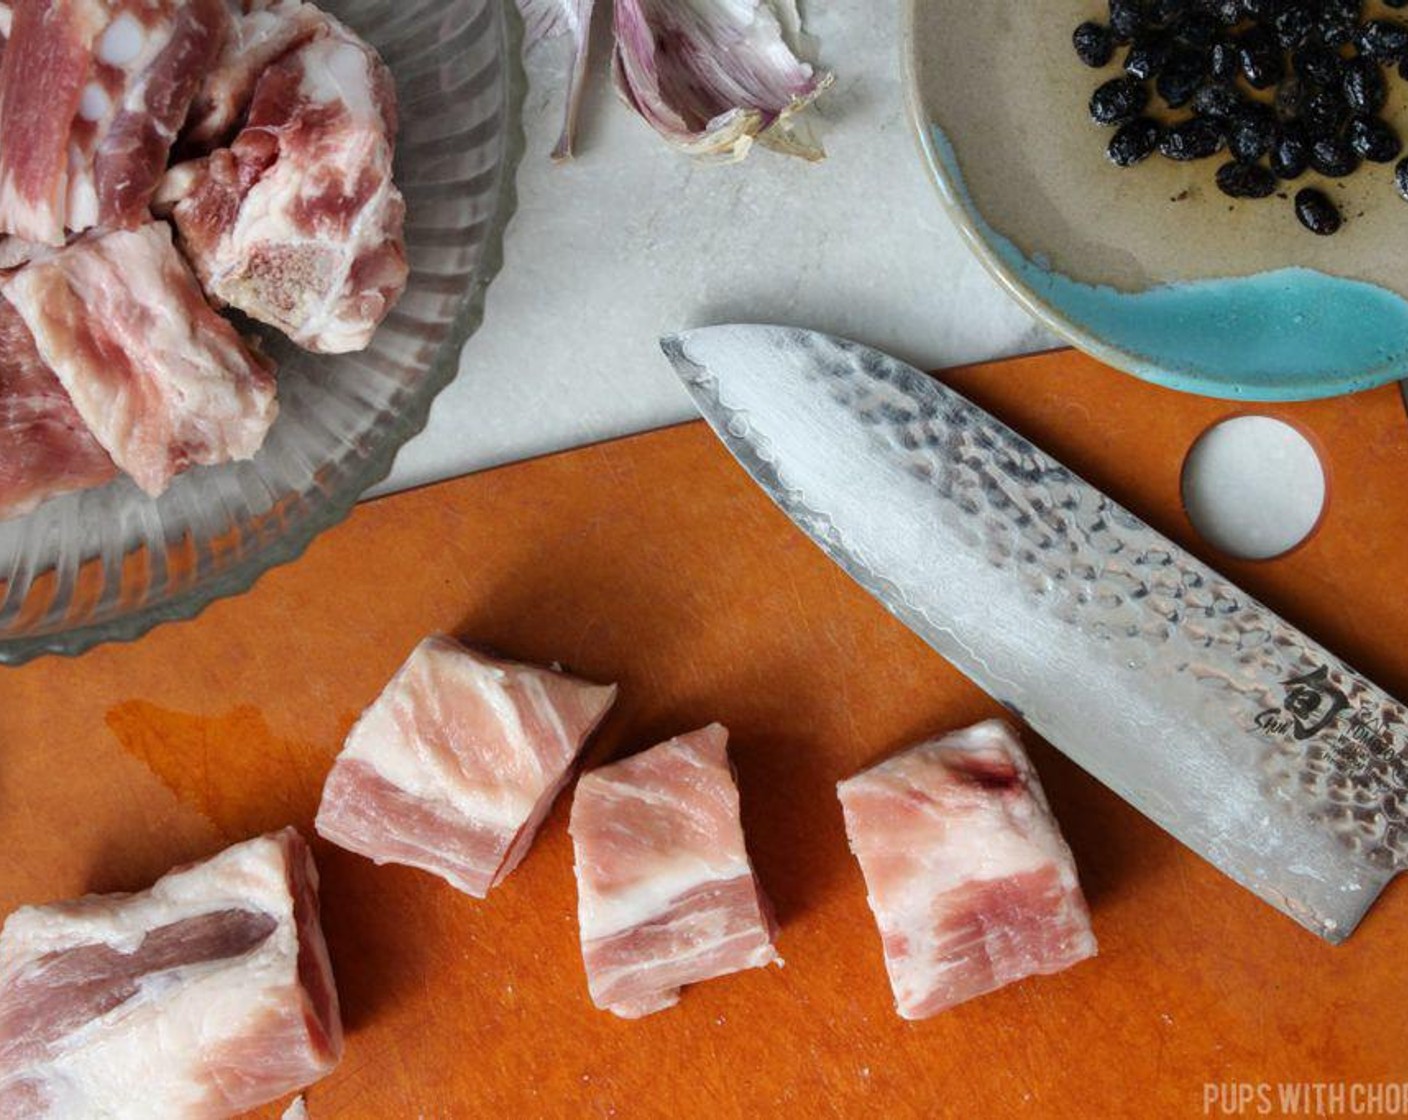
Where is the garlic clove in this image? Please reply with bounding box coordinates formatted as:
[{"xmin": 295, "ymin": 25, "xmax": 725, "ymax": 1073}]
[
  {"xmin": 610, "ymin": 0, "xmax": 831, "ymax": 163},
  {"xmin": 517, "ymin": 0, "xmax": 599, "ymax": 162}
]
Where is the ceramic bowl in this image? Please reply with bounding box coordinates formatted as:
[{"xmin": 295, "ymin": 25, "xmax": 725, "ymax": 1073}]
[{"xmin": 904, "ymin": 0, "xmax": 1408, "ymax": 400}]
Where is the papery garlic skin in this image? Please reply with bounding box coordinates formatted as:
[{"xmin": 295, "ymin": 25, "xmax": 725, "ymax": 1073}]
[
  {"xmin": 517, "ymin": 0, "xmax": 599, "ymax": 161},
  {"xmin": 611, "ymin": 0, "xmax": 832, "ymax": 163}
]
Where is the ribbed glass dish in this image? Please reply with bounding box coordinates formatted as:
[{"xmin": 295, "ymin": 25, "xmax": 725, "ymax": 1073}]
[{"xmin": 0, "ymin": 0, "xmax": 523, "ymax": 665}]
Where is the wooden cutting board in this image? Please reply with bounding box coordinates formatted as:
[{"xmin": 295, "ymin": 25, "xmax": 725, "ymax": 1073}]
[{"xmin": 1, "ymin": 348, "xmax": 1406, "ymax": 1119}]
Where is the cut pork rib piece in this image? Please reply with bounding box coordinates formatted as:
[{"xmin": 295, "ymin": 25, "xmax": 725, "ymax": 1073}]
[
  {"xmin": 0, "ymin": 0, "xmax": 98, "ymax": 243},
  {"xmin": 0, "ymin": 0, "xmax": 228, "ymax": 244},
  {"xmin": 184, "ymin": 0, "xmax": 324, "ymax": 149},
  {"xmin": 0, "ymin": 3, "xmax": 13, "ymax": 285},
  {"xmin": 170, "ymin": 10, "xmax": 408, "ymax": 353},
  {"xmin": 0, "ymin": 827, "xmax": 342, "ymax": 1119},
  {"xmin": 0, "ymin": 235, "xmax": 45, "ymax": 272},
  {"xmin": 3, "ymin": 221, "xmax": 277, "ymax": 496},
  {"xmin": 570, "ymin": 724, "xmax": 781, "ymax": 1019},
  {"xmin": 83, "ymin": 0, "xmax": 230, "ymax": 231},
  {"xmin": 837, "ymin": 720, "xmax": 1097, "ymax": 1020},
  {"xmin": 0, "ymin": 293, "xmax": 116, "ymax": 521},
  {"xmin": 316, "ymin": 635, "xmax": 618, "ymax": 898}
]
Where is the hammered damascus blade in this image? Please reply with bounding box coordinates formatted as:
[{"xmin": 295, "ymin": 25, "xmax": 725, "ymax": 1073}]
[{"xmin": 662, "ymin": 324, "xmax": 1406, "ymax": 943}]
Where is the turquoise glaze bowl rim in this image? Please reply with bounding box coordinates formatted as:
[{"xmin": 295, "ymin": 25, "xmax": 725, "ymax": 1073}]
[{"xmin": 899, "ymin": 0, "xmax": 1405, "ymax": 403}]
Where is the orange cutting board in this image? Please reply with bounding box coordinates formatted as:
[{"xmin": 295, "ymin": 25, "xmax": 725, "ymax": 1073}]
[{"xmin": 1, "ymin": 348, "xmax": 1406, "ymax": 1119}]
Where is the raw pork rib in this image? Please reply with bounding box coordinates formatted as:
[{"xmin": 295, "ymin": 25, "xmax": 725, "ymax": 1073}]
[
  {"xmin": 0, "ymin": 6, "xmax": 115, "ymax": 521},
  {"xmin": 184, "ymin": 0, "xmax": 325, "ymax": 148},
  {"xmin": 171, "ymin": 10, "xmax": 408, "ymax": 352},
  {"xmin": 569, "ymin": 724, "xmax": 781, "ymax": 1019},
  {"xmin": 0, "ymin": 828, "xmax": 342, "ymax": 1119},
  {"xmin": 316, "ymin": 636, "xmax": 618, "ymax": 898},
  {"xmin": 837, "ymin": 721, "xmax": 1097, "ymax": 1020},
  {"xmin": 3, "ymin": 221, "xmax": 277, "ymax": 496},
  {"xmin": 0, "ymin": 5, "xmax": 11, "ymax": 285},
  {"xmin": 0, "ymin": 294, "xmax": 115, "ymax": 521},
  {"xmin": 0, "ymin": 0, "xmax": 227, "ymax": 243},
  {"xmin": 0, "ymin": 235, "xmax": 44, "ymax": 271}
]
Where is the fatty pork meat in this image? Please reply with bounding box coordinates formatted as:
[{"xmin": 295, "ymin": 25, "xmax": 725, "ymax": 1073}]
[
  {"xmin": 0, "ymin": 0, "xmax": 228, "ymax": 244},
  {"xmin": 570, "ymin": 724, "xmax": 781, "ymax": 1019},
  {"xmin": 0, "ymin": 235, "xmax": 45, "ymax": 271},
  {"xmin": 183, "ymin": 0, "xmax": 324, "ymax": 149},
  {"xmin": 837, "ymin": 720, "xmax": 1097, "ymax": 1020},
  {"xmin": 0, "ymin": 827, "xmax": 342, "ymax": 1119},
  {"xmin": 316, "ymin": 636, "xmax": 618, "ymax": 898},
  {"xmin": 169, "ymin": 9, "xmax": 408, "ymax": 353},
  {"xmin": 0, "ymin": 7, "xmax": 21, "ymax": 275},
  {"xmin": 0, "ymin": 292, "xmax": 115, "ymax": 521},
  {"xmin": 3, "ymin": 221, "xmax": 277, "ymax": 496}
]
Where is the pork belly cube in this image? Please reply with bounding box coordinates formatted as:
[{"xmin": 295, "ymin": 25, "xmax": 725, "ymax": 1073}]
[
  {"xmin": 0, "ymin": 828, "xmax": 342, "ymax": 1119},
  {"xmin": 570, "ymin": 724, "xmax": 781, "ymax": 1019},
  {"xmin": 838, "ymin": 721, "xmax": 1097, "ymax": 1020},
  {"xmin": 3, "ymin": 222, "xmax": 277, "ymax": 496},
  {"xmin": 316, "ymin": 636, "xmax": 618, "ymax": 898}
]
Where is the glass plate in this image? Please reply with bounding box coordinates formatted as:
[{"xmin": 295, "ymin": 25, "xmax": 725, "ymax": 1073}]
[{"xmin": 0, "ymin": 0, "xmax": 523, "ymax": 665}]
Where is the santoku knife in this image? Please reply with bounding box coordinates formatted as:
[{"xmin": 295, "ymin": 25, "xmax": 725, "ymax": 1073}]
[{"xmin": 662, "ymin": 324, "xmax": 1406, "ymax": 944}]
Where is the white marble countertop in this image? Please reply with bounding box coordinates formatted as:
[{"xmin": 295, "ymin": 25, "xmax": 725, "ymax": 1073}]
[
  {"xmin": 371, "ymin": 0, "xmax": 1335, "ymax": 562},
  {"xmin": 373, "ymin": 0, "xmax": 1054, "ymax": 496}
]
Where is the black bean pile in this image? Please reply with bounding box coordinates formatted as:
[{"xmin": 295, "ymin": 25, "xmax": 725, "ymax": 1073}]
[{"xmin": 1075, "ymin": 0, "xmax": 1408, "ymax": 235}]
